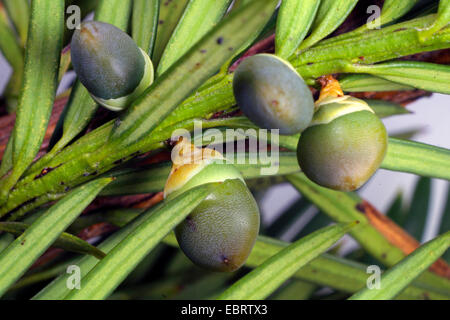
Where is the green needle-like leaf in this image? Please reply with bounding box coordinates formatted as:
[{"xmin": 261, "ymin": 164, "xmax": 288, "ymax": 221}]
[
  {"xmin": 132, "ymin": 0, "xmax": 159, "ymax": 55},
  {"xmin": 419, "ymin": 0, "xmax": 450, "ymax": 41},
  {"xmin": 439, "ymin": 185, "xmax": 450, "ymax": 262},
  {"xmin": 391, "ymin": 128, "xmax": 424, "ymax": 141},
  {"xmin": 365, "ymin": 100, "xmax": 411, "ymax": 118},
  {"xmin": 10, "ymin": 257, "xmax": 79, "ymax": 292},
  {"xmin": 292, "ymin": 16, "xmax": 450, "ymax": 72},
  {"xmin": 378, "ymin": 0, "xmax": 420, "ymax": 24},
  {"xmin": 157, "ymin": 0, "xmax": 233, "ymax": 75},
  {"xmin": 217, "ymin": 222, "xmax": 358, "ymax": 300},
  {"xmin": 386, "ymin": 192, "xmax": 405, "ymax": 226},
  {"xmin": 0, "ymin": 222, "xmax": 106, "ymax": 260},
  {"xmin": 294, "ymin": 211, "xmax": 331, "ymax": 241},
  {"xmin": 94, "ymin": 0, "xmax": 132, "ymax": 30},
  {"xmin": 340, "ymin": 74, "xmax": 414, "ymax": 92},
  {"xmin": 0, "ymin": 3, "xmax": 24, "ymax": 88},
  {"xmin": 0, "ymin": 4, "xmax": 22, "ymax": 113},
  {"xmin": 404, "ymin": 177, "xmax": 431, "ymax": 240},
  {"xmin": 0, "ymin": 137, "xmax": 14, "ymax": 180},
  {"xmin": 0, "ymin": 0, "xmax": 65, "ymax": 206},
  {"xmin": 233, "ymin": 152, "xmax": 300, "ymax": 179},
  {"xmin": 349, "ymin": 231, "xmax": 450, "ymax": 300},
  {"xmin": 2, "ymin": 0, "xmax": 29, "ymax": 46},
  {"xmin": 265, "ymin": 197, "xmax": 312, "ymax": 238},
  {"xmin": 275, "ymin": 0, "xmax": 321, "ymax": 58},
  {"xmin": 323, "ymin": 1, "xmax": 424, "ymax": 47},
  {"xmin": 356, "ymin": 0, "xmax": 420, "ymax": 34},
  {"xmin": 231, "ymin": 0, "xmax": 252, "ymax": 10},
  {"xmin": 0, "ymin": 178, "xmax": 112, "ymax": 297},
  {"xmin": 348, "ymin": 61, "xmax": 450, "ymax": 95},
  {"xmin": 297, "ymin": 0, "xmax": 358, "ymax": 51},
  {"xmin": 152, "ymin": 0, "xmax": 189, "ymax": 65},
  {"xmin": 270, "ymin": 280, "xmax": 317, "ymax": 300},
  {"xmin": 0, "ymin": 234, "xmax": 13, "ymax": 253},
  {"xmin": 63, "ymin": 182, "xmax": 216, "ymax": 300},
  {"xmin": 384, "ymin": 138, "xmax": 450, "ymax": 181},
  {"xmin": 49, "ymin": 84, "xmax": 98, "ymax": 157},
  {"xmin": 61, "ymin": 0, "xmax": 101, "ymax": 46},
  {"xmin": 100, "ymin": 163, "xmax": 170, "ymax": 196},
  {"xmin": 34, "ymin": 208, "xmax": 158, "ymax": 299},
  {"xmin": 57, "ymin": 47, "xmax": 72, "ymax": 83}
]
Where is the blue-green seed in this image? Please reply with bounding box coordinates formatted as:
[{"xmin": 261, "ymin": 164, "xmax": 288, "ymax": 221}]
[
  {"xmin": 233, "ymin": 54, "xmax": 315, "ymax": 135},
  {"xmin": 71, "ymin": 21, "xmax": 145, "ymax": 100}
]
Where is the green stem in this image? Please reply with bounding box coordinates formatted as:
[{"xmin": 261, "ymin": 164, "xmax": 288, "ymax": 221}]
[{"xmin": 2, "ymin": 0, "xmax": 29, "ymax": 47}]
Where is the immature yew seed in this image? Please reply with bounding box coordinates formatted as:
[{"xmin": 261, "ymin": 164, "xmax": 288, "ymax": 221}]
[
  {"xmin": 233, "ymin": 54, "xmax": 314, "ymax": 135},
  {"xmin": 297, "ymin": 95, "xmax": 388, "ymax": 191},
  {"xmin": 164, "ymin": 139, "xmax": 260, "ymax": 272},
  {"xmin": 71, "ymin": 21, "xmax": 154, "ymax": 111}
]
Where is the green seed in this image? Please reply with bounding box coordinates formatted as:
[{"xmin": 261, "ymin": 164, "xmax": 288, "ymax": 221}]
[
  {"xmin": 71, "ymin": 21, "xmax": 154, "ymax": 111},
  {"xmin": 233, "ymin": 54, "xmax": 314, "ymax": 135},
  {"xmin": 297, "ymin": 97, "xmax": 388, "ymax": 191},
  {"xmin": 164, "ymin": 140, "xmax": 260, "ymax": 272}
]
